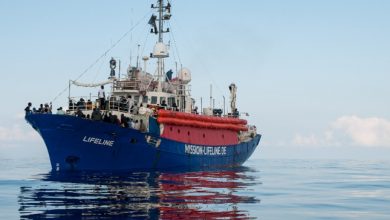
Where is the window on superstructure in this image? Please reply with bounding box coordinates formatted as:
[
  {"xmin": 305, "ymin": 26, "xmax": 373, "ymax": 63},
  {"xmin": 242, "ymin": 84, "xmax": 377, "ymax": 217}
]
[
  {"xmin": 142, "ymin": 96, "xmax": 148, "ymax": 104},
  {"xmin": 151, "ymin": 96, "xmax": 157, "ymax": 104},
  {"xmin": 168, "ymin": 97, "xmax": 175, "ymax": 107},
  {"xmin": 160, "ymin": 97, "xmax": 166, "ymax": 105}
]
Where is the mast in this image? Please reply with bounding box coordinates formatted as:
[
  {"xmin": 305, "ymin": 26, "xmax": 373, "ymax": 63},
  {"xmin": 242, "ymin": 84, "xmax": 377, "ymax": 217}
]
[
  {"xmin": 157, "ymin": 0, "xmax": 164, "ymax": 91},
  {"xmin": 158, "ymin": 0, "xmax": 164, "ymax": 43},
  {"xmin": 150, "ymin": 0, "xmax": 171, "ymax": 92}
]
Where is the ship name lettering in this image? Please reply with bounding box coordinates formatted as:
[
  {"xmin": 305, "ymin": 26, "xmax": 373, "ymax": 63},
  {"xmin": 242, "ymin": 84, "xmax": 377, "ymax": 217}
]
[
  {"xmin": 184, "ymin": 144, "xmax": 227, "ymax": 156},
  {"xmin": 82, "ymin": 136, "xmax": 114, "ymax": 147}
]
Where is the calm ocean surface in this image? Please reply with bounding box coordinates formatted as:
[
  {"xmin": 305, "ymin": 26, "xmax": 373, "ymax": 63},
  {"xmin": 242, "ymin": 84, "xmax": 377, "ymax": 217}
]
[{"xmin": 0, "ymin": 156, "xmax": 390, "ymax": 219}]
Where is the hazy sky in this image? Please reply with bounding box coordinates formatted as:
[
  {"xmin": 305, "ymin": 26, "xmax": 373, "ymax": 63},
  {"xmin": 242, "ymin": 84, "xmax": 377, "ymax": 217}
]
[{"xmin": 1, "ymin": 0, "xmax": 389, "ymax": 160}]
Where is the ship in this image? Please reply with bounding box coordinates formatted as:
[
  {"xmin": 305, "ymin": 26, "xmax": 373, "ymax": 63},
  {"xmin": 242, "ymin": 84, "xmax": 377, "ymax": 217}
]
[{"xmin": 25, "ymin": 0, "xmax": 261, "ymax": 171}]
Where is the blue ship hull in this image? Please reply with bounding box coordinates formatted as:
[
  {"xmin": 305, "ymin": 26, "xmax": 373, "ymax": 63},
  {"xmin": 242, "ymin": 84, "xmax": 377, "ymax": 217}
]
[{"xmin": 26, "ymin": 114, "xmax": 261, "ymax": 171}]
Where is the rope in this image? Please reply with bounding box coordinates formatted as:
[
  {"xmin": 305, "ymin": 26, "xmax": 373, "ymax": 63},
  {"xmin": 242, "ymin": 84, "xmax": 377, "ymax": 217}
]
[
  {"xmin": 140, "ymin": 28, "xmax": 151, "ymax": 64},
  {"xmin": 91, "ymin": 57, "xmax": 107, "ymax": 83},
  {"xmin": 51, "ymin": 9, "xmax": 153, "ymax": 103}
]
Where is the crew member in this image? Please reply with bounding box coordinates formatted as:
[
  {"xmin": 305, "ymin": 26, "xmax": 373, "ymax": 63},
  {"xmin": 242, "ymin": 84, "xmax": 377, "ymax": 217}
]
[
  {"xmin": 56, "ymin": 107, "xmax": 65, "ymax": 115},
  {"xmin": 98, "ymin": 85, "xmax": 106, "ymax": 110},
  {"xmin": 24, "ymin": 102, "xmax": 32, "ymax": 116}
]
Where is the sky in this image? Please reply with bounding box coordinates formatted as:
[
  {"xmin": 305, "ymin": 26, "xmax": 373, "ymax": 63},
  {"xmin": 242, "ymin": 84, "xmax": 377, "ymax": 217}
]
[{"xmin": 0, "ymin": 0, "xmax": 390, "ymax": 160}]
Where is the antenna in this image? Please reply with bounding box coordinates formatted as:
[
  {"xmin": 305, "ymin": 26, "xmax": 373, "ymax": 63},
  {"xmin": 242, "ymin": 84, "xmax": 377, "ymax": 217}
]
[
  {"xmin": 118, "ymin": 59, "xmax": 121, "ymax": 79},
  {"xmin": 210, "ymin": 84, "xmax": 213, "ymax": 108},
  {"xmin": 136, "ymin": 44, "xmax": 140, "ymax": 68},
  {"xmin": 175, "ymin": 61, "xmax": 178, "ymax": 77},
  {"xmin": 223, "ymin": 96, "xmax": 226, "ymax": 116},
  {"xmin": 200, "ymin": 97, "xmax": 203, "ymax": 115}
]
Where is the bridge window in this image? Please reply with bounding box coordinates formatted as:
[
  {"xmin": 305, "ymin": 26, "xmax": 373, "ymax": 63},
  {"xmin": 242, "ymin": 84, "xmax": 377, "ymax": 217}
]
[
  {"xmin": 168, "ymin": 97, "xmax": 175, "ymax": 106},
  {"xmin": 151, "ymin": 96, "xmax": 157, "ymax": 104},
  {"xmin": 160, "ymin": 97, "xmax": 166, "ymax": 105},
  {"xmin": 142, "ymin": 96, "xmax": 148, "ymax": 104}
]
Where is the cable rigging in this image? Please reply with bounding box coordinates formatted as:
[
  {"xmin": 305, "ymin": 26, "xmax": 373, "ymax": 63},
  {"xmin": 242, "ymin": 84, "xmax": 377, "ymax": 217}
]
[
  {"xmin": 51, "ymin": 9, "xmax": 153, "ymax": 103},
  {"xmin": 167, "ymin": 21, "xmax": 182, "ymax": 68}
]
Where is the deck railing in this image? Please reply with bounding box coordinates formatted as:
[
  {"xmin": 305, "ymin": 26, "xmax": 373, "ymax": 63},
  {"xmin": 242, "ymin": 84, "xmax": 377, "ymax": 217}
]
[
  {"xmin": 113, "ymin": 80, "xmax": 142, "ymax": 91},
  {"xmin": 68, "ymin": 96, "xmax": 132, "ymax": 114},
  {"xmin": 68, "ymin": 96, "xmax": 98, "ymax": 111}
]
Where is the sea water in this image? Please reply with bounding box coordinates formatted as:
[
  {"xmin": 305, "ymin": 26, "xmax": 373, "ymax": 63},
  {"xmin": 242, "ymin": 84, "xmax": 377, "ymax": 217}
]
[{"xmin": 0, "ymin": 156, "xmax": 390, "ymax": 219}]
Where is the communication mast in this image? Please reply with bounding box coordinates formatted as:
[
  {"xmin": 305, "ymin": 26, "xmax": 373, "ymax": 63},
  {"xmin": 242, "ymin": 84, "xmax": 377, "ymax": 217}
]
[{"xmin": 149, "ymin": 0, "xmax": 171, "ymax": 92}]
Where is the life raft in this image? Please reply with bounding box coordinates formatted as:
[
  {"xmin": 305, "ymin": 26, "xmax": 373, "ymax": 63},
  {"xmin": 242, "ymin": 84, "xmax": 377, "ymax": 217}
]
[
  {"xmin": 158, "ymin": 109, "xmax": 247, "ymax": 125},
  {"xmin": 157, "ymin": 110, "xmax": 248, "ymax": 132}
]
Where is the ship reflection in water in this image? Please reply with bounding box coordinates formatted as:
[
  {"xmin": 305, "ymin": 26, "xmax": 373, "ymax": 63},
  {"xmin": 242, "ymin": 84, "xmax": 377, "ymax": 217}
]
[{"xmin": 18, "ymin": 167, "xmax": 260, "ymax": 219}]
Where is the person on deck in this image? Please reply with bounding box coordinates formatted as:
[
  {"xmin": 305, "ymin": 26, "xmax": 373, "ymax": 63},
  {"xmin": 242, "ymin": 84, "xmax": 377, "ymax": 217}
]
[
  {"xmin": 120, "ymin": 114, "xmax": 129, "ymax": 128},
  {"xmin": 38, "ymin": 104, "xmax": 44, "ymax": 113},
  {"xmin": 130, "ymin": 118, "xmax": 135, "ymax": 129},
  {"xmin": 132, "ymin": 105, "xmax": 139, "ymax": 115},
  {"xmin": 98, "ymin": 85, "xmax": 106, "ymax": 110},
  {"xmin": 172, "ymin": 102, "xmax": 178, "ymax": 111},
  {"xmin": 161, "ymin": 100, "xmax": 167, "ymax": 108},
  {"xmin": 86, "ymin": 100, "xmax": 93, "ymax": 110},
  {"xmin": 75, "ymin": 108, "xmax": 85, "ymax": 118},
  {"xmin": 56, "ymin": 107, "xmax": 65, "ymax": 115},
  {"xmin": 233, "ymin": 108, "xmax": 239, "ymax": 118},
  {"xmin": 77, "ymin": 98, "xmax": 85, "ymax": 110},
  {"xmin": 24, "ymin": 102, "xmax": 32, "ymax": 116},
  {"xmin": 44, "ymin": 103, "xmax": 51, "ymax": 114},
  {"xmin": 139, "ymin": 119, "xmax": 147, "ymax": 132},
  {"xmin": 134, "ymin": 120, "xmax": 140, "ymax": 130},
  {"xmin": 68, "ymin": 99, "xmax": 74, "ymax": 110},
  {"xmin": 103, "ymin": 112, "xmax": 110, "ymax": 123},
  {"xmin": 91, "ymin": 108, "xmax": 102, "ymax": 120},
  {"xmin": 127, "ymin": 95, "xmax": 134, "ymax": 113}
]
